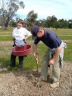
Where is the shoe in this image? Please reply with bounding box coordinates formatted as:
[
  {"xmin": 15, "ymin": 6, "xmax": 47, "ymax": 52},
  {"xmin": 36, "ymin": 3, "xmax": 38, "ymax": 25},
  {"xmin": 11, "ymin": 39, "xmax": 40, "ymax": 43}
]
[
  {"xmin": 18, "ymin": 64, "xmax": 23, "ymax": 68},
  {"xmin": 10, "ymin": 62, "xmax": 15, "ymax": 67},
  {"xmin": 10, "ymin": 64, "xmax": 15, "ymax": 67},
  {"xmin": 18, "ymin": 63, "xmax": 24, "ymax": 70},
  {"xmin": 18, "ymin": 61, "xmax": 23, "ymax": 68},
  {"xmin": 50, "ymin": 82, "xmax": 59, "ymax": 88}
]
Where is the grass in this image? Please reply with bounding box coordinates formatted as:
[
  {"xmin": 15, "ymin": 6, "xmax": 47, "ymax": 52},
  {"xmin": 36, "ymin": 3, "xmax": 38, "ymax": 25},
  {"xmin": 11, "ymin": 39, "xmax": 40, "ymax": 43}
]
[
  {"xmin": 0, "ymin": 36, "xmax": 72, "ymax": 41},
  {"xmin": 0, "ymin": 35, "xmax": 72, "ymax": 41},
  {"xmin": 0, "ymin": 28, "xmax": 72, "ymax": 41},
  {"xmin": 0, "ymin": 36, "xmax": 32, "ymax": 41},
  {"xmin": 0, "ymin": 28, "xmax": 13, "ymax": 33},
  {"xmin": 59, "ymin": 36, "xmax": 72, "ymax": 40},
  {"xmin": 0, "ymin": 28, "xmax": 72, "ymax": 71},
  {"xmin": 44, "ymin": 28, "xmax": 72, "ymax": 35},
  {"xmin": 64, "ymin": 42, "xmax": 72, "ymax": 61},
  {"xmin": 0, "ymin": 42, "xmax": 72, "ymax": 71},
  {"xmin": 0, "ymin": 36, "xmax": 12, "ymax": 41},
  {"xmin": 0, "ymin": 44, "xmax": 46, "ymax": 70},
  {"xmin": 0, "ymin": 32, "xmax": 11, "ymax": 35}
]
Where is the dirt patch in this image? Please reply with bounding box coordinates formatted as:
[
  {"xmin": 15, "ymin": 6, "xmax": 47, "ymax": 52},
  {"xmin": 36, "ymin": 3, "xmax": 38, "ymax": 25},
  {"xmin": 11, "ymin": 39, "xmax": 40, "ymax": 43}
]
[
  {"xmin": 0, "ymin": 41, "xmax": 13, "ymax": 46},
  {"xmin": 0, "ymin": 40, "xmax": 72, "ymax": 46},
  {"xmin": 0, "ymin": 41, "xmax": 33, "ymax": 46},
  {"xmin": 0, "ymin": 61, "xmax": 72, "ymax": 96},
  {"xmin": 63, "ymin": 40, "xmax": 72, "ymax": 43}
]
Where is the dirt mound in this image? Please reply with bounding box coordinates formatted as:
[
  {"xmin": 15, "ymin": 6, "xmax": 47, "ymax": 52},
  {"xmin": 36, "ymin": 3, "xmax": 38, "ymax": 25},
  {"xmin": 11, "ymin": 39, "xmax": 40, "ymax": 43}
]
[
  {"xmin": 0, "ymin": 61, "xmax": 72, "ymax": 96},
  {"xmin": 0, "ymin": 40, "xmax": 72, "ymax": 46}
]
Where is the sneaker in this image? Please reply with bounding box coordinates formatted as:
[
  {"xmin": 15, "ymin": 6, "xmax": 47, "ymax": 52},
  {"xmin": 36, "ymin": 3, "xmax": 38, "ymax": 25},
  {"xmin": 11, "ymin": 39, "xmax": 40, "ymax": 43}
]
[
  {"xmin": 18, "ymin": 64, "xmax": 23, "ymax": 68},
  {"xmin": 18, "ymin": 61, "xmax": 23, "ymax": 68},
  {"xmin": 50, "ymin": 82, "xmax": 59, "ymax": 88}
]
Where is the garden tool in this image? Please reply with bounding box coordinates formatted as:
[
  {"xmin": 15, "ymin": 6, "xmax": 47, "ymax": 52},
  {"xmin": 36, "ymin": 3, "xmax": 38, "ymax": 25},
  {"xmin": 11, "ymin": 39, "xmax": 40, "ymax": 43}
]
[{"xmin": 36, "ymin": 56, "xmax": 38, "ymax": 73}]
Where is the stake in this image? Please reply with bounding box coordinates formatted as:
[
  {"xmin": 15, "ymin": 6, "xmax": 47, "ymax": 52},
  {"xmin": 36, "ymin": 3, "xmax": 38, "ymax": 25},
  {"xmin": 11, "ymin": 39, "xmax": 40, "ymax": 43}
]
[{"xmin": 36, "ymin": 58, "xmax": 38, "ymax": 73}]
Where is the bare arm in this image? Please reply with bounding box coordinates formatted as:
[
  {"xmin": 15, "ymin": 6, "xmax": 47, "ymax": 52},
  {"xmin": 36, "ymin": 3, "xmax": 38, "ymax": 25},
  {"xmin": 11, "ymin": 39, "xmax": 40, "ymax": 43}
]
[
  {"xmin": 49, "ymin": 46, "xmax": 62, "ymax": 65},
  {"xmin": 24, "ymin": 28, "xmax": 32, "ymax": 40},
  {"xmin": 53, "ymin": 46, "xmax": 62, "ymax": 61}
]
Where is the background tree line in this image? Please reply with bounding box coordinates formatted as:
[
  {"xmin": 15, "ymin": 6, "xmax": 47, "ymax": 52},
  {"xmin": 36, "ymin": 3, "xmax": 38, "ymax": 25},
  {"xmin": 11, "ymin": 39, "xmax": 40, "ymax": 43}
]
[
  {"xmin": 0, "ymin": 0, "xmax": 72, "ymax": 30},
  {"xmin": 10, "ymin": 12, "xmax": 72, "ymax": 30}
]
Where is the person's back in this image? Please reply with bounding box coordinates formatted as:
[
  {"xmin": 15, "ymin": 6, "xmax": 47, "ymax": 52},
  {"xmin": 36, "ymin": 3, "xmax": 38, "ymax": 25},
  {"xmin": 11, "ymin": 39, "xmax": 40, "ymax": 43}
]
[
  {"xmin": 34, "ymin": 29, "xmax": 62, "ymax": 49},
  {"xmin": 31, "ymin": 26, "xmax": 66, "ymax": 88}
]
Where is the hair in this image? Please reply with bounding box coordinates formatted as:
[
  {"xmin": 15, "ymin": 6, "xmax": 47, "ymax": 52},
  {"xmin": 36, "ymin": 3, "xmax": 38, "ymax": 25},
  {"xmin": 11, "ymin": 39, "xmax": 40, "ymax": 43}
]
[{"xmin": 17, "ymin": 19, "xmax": 24, "ymax": 25}]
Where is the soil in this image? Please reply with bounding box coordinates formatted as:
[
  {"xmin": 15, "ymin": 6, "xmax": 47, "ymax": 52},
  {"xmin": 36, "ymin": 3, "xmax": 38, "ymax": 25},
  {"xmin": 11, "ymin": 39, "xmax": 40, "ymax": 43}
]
[
  {"xmin": 0, "ymin": 40, "xmax": 72, "ymax": 46},
  {"xmin": 0, "ymin": 61, "xmax": 72, "ymax": 96},
  {"xmin": 0, "ymin": 41, "xmax": 72, "ymax": 96}
]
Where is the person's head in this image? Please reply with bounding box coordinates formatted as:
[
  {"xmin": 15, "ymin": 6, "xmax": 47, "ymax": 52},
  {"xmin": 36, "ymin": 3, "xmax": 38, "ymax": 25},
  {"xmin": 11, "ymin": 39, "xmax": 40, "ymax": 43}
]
[
  {"xmin": 17, "ymin": 19, "xmax": 24, "ymax": 29},
  {"xmin": 31, "ymin": 26, "xmax": 44, "ymax": 38}
]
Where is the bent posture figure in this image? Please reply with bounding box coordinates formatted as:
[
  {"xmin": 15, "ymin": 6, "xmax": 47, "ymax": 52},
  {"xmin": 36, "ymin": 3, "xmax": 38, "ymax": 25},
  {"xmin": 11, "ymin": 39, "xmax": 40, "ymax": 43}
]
[{"xmin": 31, "ymin": 26, "xmax": 66, "ymax": 88}]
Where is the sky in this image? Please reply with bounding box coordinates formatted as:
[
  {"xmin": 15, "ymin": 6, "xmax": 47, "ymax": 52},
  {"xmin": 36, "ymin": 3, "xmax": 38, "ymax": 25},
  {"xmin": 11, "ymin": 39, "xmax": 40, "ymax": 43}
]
[{"xmin": 16, "ymin": 0, "xmax": 72, "ymax": 20}]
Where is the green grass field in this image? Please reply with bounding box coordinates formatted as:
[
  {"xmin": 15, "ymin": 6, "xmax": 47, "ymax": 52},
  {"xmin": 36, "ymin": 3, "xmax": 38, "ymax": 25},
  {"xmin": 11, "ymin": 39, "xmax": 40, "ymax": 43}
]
[
  {"xmin": 0, "ymin": 28, "xmax": 72, "ymax": 70},
  {"xmin": 0, "ymin": 28, "xmax": 72, "ymax": 41}
]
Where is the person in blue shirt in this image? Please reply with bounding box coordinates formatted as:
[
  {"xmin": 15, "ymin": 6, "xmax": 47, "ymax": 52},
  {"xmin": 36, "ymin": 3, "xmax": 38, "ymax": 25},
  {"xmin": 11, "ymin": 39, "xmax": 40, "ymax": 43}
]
[{"xmin": 31, "ymin": 26, "xmax": 65, "ymax": 88}]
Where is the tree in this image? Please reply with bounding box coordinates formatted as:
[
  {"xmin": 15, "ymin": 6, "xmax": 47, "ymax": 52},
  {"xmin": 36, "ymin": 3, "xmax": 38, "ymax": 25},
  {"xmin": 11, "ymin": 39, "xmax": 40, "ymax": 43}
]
[
  {"xmin": 10, "ymin": 20, "xmax": 17, "ymax": 27},
  {"xmin": 45, "ymin": 15, "xmax": 57, "ymax": 28},
  {"xmin": 37, "ymin": 19, "xmax": 46, "ymax": 27},
  {"xmin": 68, "ymin": 19, "xmax": 72, "ymax": 28},
  {"xmin": 26, "ymin": 10, "xmax": 38, "ymax": 30},
  {"xmin": 58, "ymin": 19, "xmax": 68, "ymax": 28},
  {"xmin": 0, "ymin": 0, "xmax": 25, "ymax": 29}
]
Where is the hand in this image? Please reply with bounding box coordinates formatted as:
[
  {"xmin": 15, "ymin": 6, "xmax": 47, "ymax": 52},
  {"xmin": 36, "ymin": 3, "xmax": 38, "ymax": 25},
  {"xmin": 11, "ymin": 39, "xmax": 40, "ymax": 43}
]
[
  {"xmin": 34, "ymin": 53, "xmax": 38, "ymax": 62},
  {"xmin": 49, "ymin": 59, "xmax": 55, "ymax": 65}
]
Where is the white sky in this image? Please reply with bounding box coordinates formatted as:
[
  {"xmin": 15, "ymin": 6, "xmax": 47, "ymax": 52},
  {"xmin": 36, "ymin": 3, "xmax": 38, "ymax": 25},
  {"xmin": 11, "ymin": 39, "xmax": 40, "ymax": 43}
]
[{"xmin": 16, "ymin": 0, "xmax": 72, "ymax": 20}]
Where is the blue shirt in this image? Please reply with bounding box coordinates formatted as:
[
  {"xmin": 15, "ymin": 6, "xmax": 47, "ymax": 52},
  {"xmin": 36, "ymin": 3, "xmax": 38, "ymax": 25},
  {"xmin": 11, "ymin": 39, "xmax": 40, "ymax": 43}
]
[{"xmin": 34, "ymin": 30, "xmax": 62, "ymax": 49}]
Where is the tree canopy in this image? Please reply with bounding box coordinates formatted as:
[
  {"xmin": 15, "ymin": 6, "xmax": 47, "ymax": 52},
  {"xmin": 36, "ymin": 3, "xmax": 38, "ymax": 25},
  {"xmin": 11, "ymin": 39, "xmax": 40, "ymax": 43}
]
[
  {"xmin": 0, "ymin": 0, "xmax": 72, "ymax": 29},
  {"xmin": 0, "ymin": 0, "xmax": 25, "ymax": 29}
]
